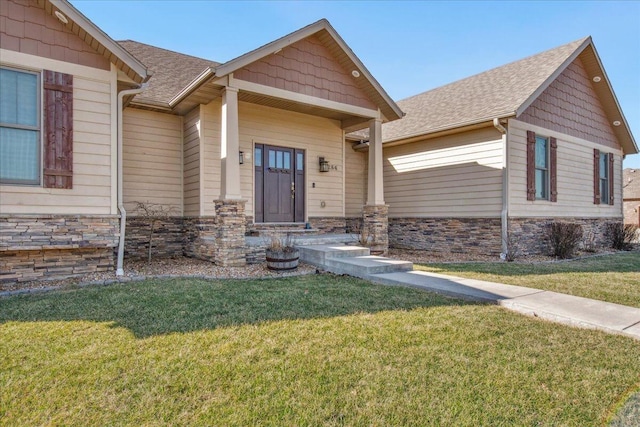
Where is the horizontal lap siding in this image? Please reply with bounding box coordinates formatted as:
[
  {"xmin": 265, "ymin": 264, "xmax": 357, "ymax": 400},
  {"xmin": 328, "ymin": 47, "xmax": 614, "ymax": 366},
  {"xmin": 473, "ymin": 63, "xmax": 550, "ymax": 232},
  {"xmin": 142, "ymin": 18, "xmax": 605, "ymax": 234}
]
[
  {"xmin": 384, "ymin": 127, "xmax": 504, "ymax": 218},
  {"xmin": 183, "ymin": 107, "xmax": 201, "ymax": 216},
  {"xmin": 200, "ymin": 100, "xmax": 344, "ymax": 218},
  {"xmin": 508, "ymin": 118, "xmax": 622, "ymax": 217},
  {"xmin": 122, "ymin": 108, "xmax": 183, "ymax": 216},
  {"xmin": 345, "ymin": 146, "xmax": 366, "ymax": 216},
  {"xmin": 0, "ymin": 72, "xmax": 114, "ymax": 215}
]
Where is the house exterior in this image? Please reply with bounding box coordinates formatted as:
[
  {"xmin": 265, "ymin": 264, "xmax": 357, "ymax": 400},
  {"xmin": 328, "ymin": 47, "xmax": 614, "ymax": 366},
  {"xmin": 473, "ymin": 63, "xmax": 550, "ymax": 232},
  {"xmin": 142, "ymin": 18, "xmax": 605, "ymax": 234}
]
[
  {"xmin": 623, "ymin": 168, "xmax": 640, "ymax": 226},
  {"xmin": 0, "ymin": 0, "xmax": 401, "ymax": 282},
  {"xmin": 349, "ymin": 37, "xmax": 638, "ymax": 256}
]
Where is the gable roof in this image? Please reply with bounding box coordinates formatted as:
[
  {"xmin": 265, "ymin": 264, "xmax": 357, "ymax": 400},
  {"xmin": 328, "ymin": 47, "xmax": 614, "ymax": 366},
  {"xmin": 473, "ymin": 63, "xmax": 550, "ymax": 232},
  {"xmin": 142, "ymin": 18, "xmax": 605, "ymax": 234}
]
[
  {"xmin": 123, "ymin": 19, "xmax": 402, "ymax": 123},
  {"xmin": 47, "ymin": 0, "xmax": 148, "ymax": 83},
  {"xmin": 381, "ymin": 37, "xmax": 637, "ymax": 154},
  {"xmin": 118, "ymin": 40, "xmax": 218, "ymax": 108}
]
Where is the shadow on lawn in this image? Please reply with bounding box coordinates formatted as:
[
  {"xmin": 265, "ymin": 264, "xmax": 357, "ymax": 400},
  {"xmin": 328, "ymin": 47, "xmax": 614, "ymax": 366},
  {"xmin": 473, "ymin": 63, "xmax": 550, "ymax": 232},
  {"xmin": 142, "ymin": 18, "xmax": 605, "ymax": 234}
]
[
  {"xmin": 0, "ymin": 274, "xmax": 476, "ymax": 338},
  {"xmin": 417, "ymin": 252, "xmax": 640, "ymax": 277}
]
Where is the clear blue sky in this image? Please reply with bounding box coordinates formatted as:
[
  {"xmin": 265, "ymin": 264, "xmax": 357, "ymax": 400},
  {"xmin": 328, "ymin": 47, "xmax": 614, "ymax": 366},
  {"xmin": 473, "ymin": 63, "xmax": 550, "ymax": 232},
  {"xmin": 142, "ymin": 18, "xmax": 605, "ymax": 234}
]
[{"xmin": 71, "ymin": 0, "xmax": 640, "ymax": 168}]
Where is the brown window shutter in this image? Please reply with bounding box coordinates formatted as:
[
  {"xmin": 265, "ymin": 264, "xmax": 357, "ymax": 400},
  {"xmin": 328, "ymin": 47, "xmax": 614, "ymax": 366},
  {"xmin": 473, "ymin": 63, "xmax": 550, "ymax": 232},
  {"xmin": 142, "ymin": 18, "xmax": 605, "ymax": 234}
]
[
  {"xmin": 43, "ymin": 70, "xmax": 73, "ymax": 189},
  {"xmin": 549, "ymin": 137, "xmax": 557, "ymax": 202},
  {"xmin": 593, "ymin": 149, "xmax": 600, "ymax": 205},
  {"xmin": 526, "ymin": 130, "xmax": 536, "ymax": 201},
  {"xmin": 608, "ymin": 153, "xmax": 614, "ymax": 205}
]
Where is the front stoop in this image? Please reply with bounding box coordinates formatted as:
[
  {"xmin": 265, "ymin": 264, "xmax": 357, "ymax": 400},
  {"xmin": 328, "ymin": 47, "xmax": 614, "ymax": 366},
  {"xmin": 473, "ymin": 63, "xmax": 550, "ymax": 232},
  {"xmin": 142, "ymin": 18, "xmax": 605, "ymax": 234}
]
[{"xmin": 298, "ymin": 244, "xmax": 412, "ymax": 279}]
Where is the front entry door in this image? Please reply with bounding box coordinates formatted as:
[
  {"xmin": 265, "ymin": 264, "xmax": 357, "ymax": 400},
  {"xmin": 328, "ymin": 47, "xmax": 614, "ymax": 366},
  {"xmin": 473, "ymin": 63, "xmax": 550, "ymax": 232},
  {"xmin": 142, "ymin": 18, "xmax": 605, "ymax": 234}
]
[{"xmin": 255, "ymin": 144, "xmax": 305, "ymax": 223}]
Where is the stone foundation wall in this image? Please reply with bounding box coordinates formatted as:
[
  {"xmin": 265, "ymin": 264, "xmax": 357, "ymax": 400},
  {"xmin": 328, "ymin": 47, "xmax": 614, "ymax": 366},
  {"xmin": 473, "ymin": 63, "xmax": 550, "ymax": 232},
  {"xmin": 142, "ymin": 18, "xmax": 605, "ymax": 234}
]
[
  {"xmin": 1, "ymin": 215, "xmax": 119, "ymax": 283},
  {"xmin": 183, "ymin": 217, "xmax": 217, "ymax": 262},
  {"xmin": 1, "ymin": 248, "xmax": 115, "ymax": 283},
  {"xmin": 213, "ymin": 200, "xmax": 247, "ymax": 267},
  {"xmin": 389, "ymin": 217, "xmax": 502, "ymax": 256},
  {"xmin": 363, "ymin": 205, "xmax": 389, "ymax": 255},
  {"xmin": 125, "ymin": 217, "xmax": 184, "ymax": 259},
  {"xmin": 508, "ymin": 217, "xmax": 621, "ymax": 255},
  {"xmin": 308, "ymin": 217, "xmax": 346, "ymax": 234}
]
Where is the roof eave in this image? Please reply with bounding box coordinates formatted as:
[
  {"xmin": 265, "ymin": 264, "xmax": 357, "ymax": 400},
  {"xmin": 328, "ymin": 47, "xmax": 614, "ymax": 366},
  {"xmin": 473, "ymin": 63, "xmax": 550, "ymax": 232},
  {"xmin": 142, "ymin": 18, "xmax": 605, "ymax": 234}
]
[
  {"xmin": 168, "ymin": 67, "xmax": 217, "ymax": 107},
  {"xmin": 50, "ymin": 0, "xmax": 149, "ymax": 82}
]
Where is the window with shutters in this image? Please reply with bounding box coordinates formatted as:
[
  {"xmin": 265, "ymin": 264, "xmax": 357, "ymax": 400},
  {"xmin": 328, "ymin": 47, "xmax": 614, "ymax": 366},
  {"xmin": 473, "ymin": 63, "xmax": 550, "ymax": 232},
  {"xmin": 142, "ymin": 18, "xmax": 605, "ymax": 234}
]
[
  {"xmin": 535, "ymin": 135, "xmax": 549, "ymax": 200},
  {"xmin": 0, "ymin": 67, "xmax": 73, "ymax": 188},
  {"xmin": 0, "ymin": 67, "xmax": 40, "ymax": 185},
  {"xmin": 594, "ymin": 149, "xmax": 614, "ymax": 205}
]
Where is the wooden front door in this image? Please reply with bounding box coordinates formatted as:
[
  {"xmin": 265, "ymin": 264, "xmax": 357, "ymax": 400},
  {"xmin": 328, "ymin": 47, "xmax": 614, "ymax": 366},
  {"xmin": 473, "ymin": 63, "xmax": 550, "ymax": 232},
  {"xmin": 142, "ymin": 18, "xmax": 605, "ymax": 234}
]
[{"xmin": 254, "ymin": 144, "xmax": 305, "ymax": 223}]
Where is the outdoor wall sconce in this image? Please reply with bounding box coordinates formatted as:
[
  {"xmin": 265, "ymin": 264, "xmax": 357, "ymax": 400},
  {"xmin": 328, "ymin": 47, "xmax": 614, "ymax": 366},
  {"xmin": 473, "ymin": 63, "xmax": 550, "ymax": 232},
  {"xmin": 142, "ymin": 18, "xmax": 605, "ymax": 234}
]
[
  {"xmin": 239, "ymin": 151, "xmax": 244, "ymax": 164},
  {"xmin": 319, "ymin": 156, "xmax": 330, "ymax": 172}
]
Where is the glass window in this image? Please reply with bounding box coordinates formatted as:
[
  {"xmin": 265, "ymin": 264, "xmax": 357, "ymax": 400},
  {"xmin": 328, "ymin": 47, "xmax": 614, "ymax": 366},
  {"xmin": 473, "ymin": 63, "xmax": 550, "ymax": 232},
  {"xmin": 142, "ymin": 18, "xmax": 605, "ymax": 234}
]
[
  {"xmin": 276, "ymin": 150, "xmax": 283, "ymax": 169},
  {"xmin": 268, "ymin": 150, "xmax": 275, "ymax": 168},
  {"xmin": 535, "ymin": 136, "xmax": 549, "ymax": 200},
  {"xmin": 254, "ymin": 147, "xmax": 262, "ymax": 167},
  {"xmin": 599, "ymin": 152, "xmax": 609, "ymax": 204},
  {"xmin": 296, "ymin": 152, "xmax": 304, "ymax": 171},
  {"xmin": 283, "ymin": 151, "xmax": 291, "ymax": 169},
  {"xmin": 0, "ymin": 68, "xmax": 40, "ymax": 184}
]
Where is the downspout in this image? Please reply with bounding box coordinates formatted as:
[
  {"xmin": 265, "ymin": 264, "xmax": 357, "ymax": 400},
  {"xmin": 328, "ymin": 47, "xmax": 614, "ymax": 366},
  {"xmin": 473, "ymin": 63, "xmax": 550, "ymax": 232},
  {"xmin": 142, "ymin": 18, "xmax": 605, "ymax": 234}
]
[
  {"xmin": 493, "ymin": 118, "xmax": 508, "ymax": 258},
  {"xmin": 116, "ymin": 85, "xmax": 147, "ymax": 276}
]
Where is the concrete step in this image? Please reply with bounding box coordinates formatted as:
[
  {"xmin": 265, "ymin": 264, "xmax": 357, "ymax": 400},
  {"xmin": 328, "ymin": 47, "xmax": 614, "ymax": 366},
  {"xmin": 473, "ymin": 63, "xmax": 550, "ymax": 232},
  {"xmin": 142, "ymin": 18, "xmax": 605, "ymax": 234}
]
[
  {"xmin": 298, "ymin": 244, "xmax": 370, "ymax": 267},
  {"xmin": 247, "ymin": 234, "xmax": 358, "ymax": 248},
  {"xmin": 324, "ymin": 255, "xmax": 413, "ymax": 278}
]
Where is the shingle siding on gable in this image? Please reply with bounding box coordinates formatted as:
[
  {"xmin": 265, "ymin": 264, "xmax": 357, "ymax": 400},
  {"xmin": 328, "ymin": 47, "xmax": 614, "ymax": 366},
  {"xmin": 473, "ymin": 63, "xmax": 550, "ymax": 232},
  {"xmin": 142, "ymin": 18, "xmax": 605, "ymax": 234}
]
[
  {"xmin": 0, "ymin": 0, "xmax": 110, "ymax": 70},
  {"xmin": 234, "ymin": 35, "xmax": 376, "ymax": 110},
  {"xmin": 518, "ymin": 58, "xmax": 618, "ymax": 150}
]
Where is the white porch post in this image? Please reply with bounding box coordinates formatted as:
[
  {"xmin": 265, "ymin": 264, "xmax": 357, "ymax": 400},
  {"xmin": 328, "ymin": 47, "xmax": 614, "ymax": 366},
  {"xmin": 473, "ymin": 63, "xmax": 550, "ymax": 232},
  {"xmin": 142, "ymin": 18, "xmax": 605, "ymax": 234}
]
[
  {"xmin": 367, "ymin": 118, "xmax": 384, "ymax": 205},
  {"xmin": 220, "ymin": 86, "xmax": 242, "ymax": 200}
]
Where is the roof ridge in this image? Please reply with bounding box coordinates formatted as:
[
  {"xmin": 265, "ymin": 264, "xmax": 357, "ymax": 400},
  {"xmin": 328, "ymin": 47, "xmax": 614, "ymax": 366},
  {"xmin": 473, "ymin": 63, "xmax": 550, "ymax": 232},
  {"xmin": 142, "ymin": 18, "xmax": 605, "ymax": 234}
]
[
  {"xmin": 117, "ymin": 39, "xmax": 219, "ymax": 65},
  {"xmin": 397, "ymin": 36, "xmax": 589, "ymax": 104}
]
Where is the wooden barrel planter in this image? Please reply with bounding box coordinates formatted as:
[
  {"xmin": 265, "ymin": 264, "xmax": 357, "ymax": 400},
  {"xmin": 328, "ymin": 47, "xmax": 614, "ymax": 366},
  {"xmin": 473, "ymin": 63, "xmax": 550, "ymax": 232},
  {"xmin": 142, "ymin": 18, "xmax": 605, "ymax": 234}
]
[{"xmin": 266, "ymin": 248, "xmax": 300, "ymax": 271}]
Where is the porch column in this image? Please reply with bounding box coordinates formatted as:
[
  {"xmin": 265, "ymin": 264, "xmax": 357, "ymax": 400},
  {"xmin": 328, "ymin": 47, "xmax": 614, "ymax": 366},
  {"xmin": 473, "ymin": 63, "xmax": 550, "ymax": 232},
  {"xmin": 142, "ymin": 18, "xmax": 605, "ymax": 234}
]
[
  {"xmin": 214, "ymin": 86, "xmax": 246, "ymax": 266},
  {"xmin": 367, "ymin": 118, "xmax": 384, "ymax": 205},
  {"xmin": 220, "ymin": 86, "xmax": 242, "ymax": 200},
  {"xmin": 363, "ymin": 118, "xmax": 389, "ymax": 255}
]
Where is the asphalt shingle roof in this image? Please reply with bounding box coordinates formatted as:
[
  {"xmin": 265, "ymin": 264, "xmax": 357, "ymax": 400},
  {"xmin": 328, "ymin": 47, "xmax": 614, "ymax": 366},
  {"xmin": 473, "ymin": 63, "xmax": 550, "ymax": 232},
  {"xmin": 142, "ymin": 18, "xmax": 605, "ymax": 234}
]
[
  {"xmin": 118, "ymin": 40, "xmax": 220, "ymax": 105},
  {"xmin": 381, "ymin": 37, "xmax": 588, "ymax": 142}
]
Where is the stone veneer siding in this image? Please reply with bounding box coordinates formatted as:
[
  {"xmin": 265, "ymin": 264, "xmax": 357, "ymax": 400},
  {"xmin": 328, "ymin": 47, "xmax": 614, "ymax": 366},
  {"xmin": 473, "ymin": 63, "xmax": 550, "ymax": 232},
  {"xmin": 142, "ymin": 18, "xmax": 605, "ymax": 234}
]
[
  {"xmin": 183, "ymin": 217, "xmax": 217, "ymax": 262},
  {"xmin": 308, "ymin": 217, "xmax": 347, "ymax": 234},
  {"xmin": 213, "ymin": 200, "xmax": 247, "ymax": 267},
  {"xmin": 363, "ymin": 205, "xmax": 389, "ymax": 255},
  {"xmin": 1, "ymin": 215, "xmax": 119, "ymax": 283},
  {"xmin": 125, "ymin": 217, "xmax": 184, "ymax": 259},
  {"xmin": 508, "ymin": 217, "xmax": 621, "ymax": 255},
  {"xmin": 389, "ymin": 217, "xmax": 502, "ymax": 256}
]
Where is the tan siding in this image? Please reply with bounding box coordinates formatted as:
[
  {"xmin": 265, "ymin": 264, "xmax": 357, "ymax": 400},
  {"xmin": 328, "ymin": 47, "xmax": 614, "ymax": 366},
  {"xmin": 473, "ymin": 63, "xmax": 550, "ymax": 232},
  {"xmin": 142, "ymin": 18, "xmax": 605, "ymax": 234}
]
[
  {"xmin": 345, "ymin": 145, "xmax": 366, "ymax": 216},
  {"xmin": 384, "ymin": 127, "xmax": 504, "ymax": 218},
  {"xmin": 508, "ymin": 118, "xmax": 623, "ymax": 217},
  {"xmin": 519, "ymin": 57, "xmax": 618, "ymax": 150},
  {"xmin": 234, "ymin": 34, "xmax": 376, "ymax": 110},
  {"xmin": 0, "ymin": 56, "xmax": 115, "ymax": 215},
  {"xmin": 183, "ymin": 107, "xmax": 201, "ymax": 216},
  {"xmin": 122, "ymin": 108, "xmax": 182, "ymax": 216},
  {"xmin": 0, "ymin": 0, "xmax": 110, "ymax": 70},
  {"xmin": 199, "ymin": 100, "xmax": 344, "ymax": 220}
]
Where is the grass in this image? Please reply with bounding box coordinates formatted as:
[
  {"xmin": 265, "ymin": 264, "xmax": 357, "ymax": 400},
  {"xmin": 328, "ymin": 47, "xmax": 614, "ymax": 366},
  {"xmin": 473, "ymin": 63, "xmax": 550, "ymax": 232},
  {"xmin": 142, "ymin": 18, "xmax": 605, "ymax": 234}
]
[
  {"xmin": 416, "ymin": 252, "xmax": 640, "ymax": 308},
  {"xmin": 0, "ymin": 274, "xmax": 639, "ymax": 426}
]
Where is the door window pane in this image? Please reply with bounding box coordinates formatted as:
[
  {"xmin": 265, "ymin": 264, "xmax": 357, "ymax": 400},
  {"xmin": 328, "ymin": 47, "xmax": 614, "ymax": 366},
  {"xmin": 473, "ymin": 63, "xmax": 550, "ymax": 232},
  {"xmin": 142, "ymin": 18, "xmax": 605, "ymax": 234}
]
[
  {"xmin": 276, "ymin": 151, "xmax": 283, "ymax": 169},
  {"xmin": 255, "ymin": 147, "xmax": 262, "ymax": 167},
  {"xmin": 268, "ymin": 150, "xmax": 275, "ymax": 168},
  {"xmin": 283, "ymin": 152, "xmax": 291, "ymax": 169},
  {"xmin": 296, "ymin": 153, "xmax": 303, "ymax": 170}
]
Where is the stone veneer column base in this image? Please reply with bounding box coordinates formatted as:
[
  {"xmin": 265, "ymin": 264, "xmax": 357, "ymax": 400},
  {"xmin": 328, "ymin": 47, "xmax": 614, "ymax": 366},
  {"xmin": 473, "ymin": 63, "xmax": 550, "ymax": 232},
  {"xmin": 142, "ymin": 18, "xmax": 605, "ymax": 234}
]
[
  {"xmin": 362, "ymin": 205, "xmax": 389, "ymax": 255},
  {"xmin": 214, "ymin": 200, "xmax": 247, "ymax": 267}
]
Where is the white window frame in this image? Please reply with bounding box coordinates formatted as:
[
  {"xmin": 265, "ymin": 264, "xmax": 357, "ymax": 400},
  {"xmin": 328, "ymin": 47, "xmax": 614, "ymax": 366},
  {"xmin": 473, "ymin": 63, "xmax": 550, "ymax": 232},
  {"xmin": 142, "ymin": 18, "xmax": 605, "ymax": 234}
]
[{"xmin": 0, "ymin": 66, "xmax": 42, "ymax": 186}]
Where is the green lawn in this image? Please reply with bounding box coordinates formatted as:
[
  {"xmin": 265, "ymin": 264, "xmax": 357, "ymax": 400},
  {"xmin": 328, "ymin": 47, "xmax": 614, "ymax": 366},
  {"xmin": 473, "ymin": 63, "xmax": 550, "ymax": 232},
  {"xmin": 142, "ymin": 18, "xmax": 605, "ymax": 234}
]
[
  {"xmin": 416, "ymin": 252, "xmax": 640, "ymax": 308},
  {"xmin": 1, "ymin": 275, "xmax": 639, "ymax": 426}
]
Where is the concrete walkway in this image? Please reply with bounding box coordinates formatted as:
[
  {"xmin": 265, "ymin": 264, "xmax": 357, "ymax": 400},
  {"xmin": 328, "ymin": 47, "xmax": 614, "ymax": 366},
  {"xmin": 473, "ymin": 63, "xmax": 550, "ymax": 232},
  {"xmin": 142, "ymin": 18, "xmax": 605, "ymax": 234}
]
[{"xmin": 299, "ymin": 244, "xmax": 640, "ymax": 340}]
